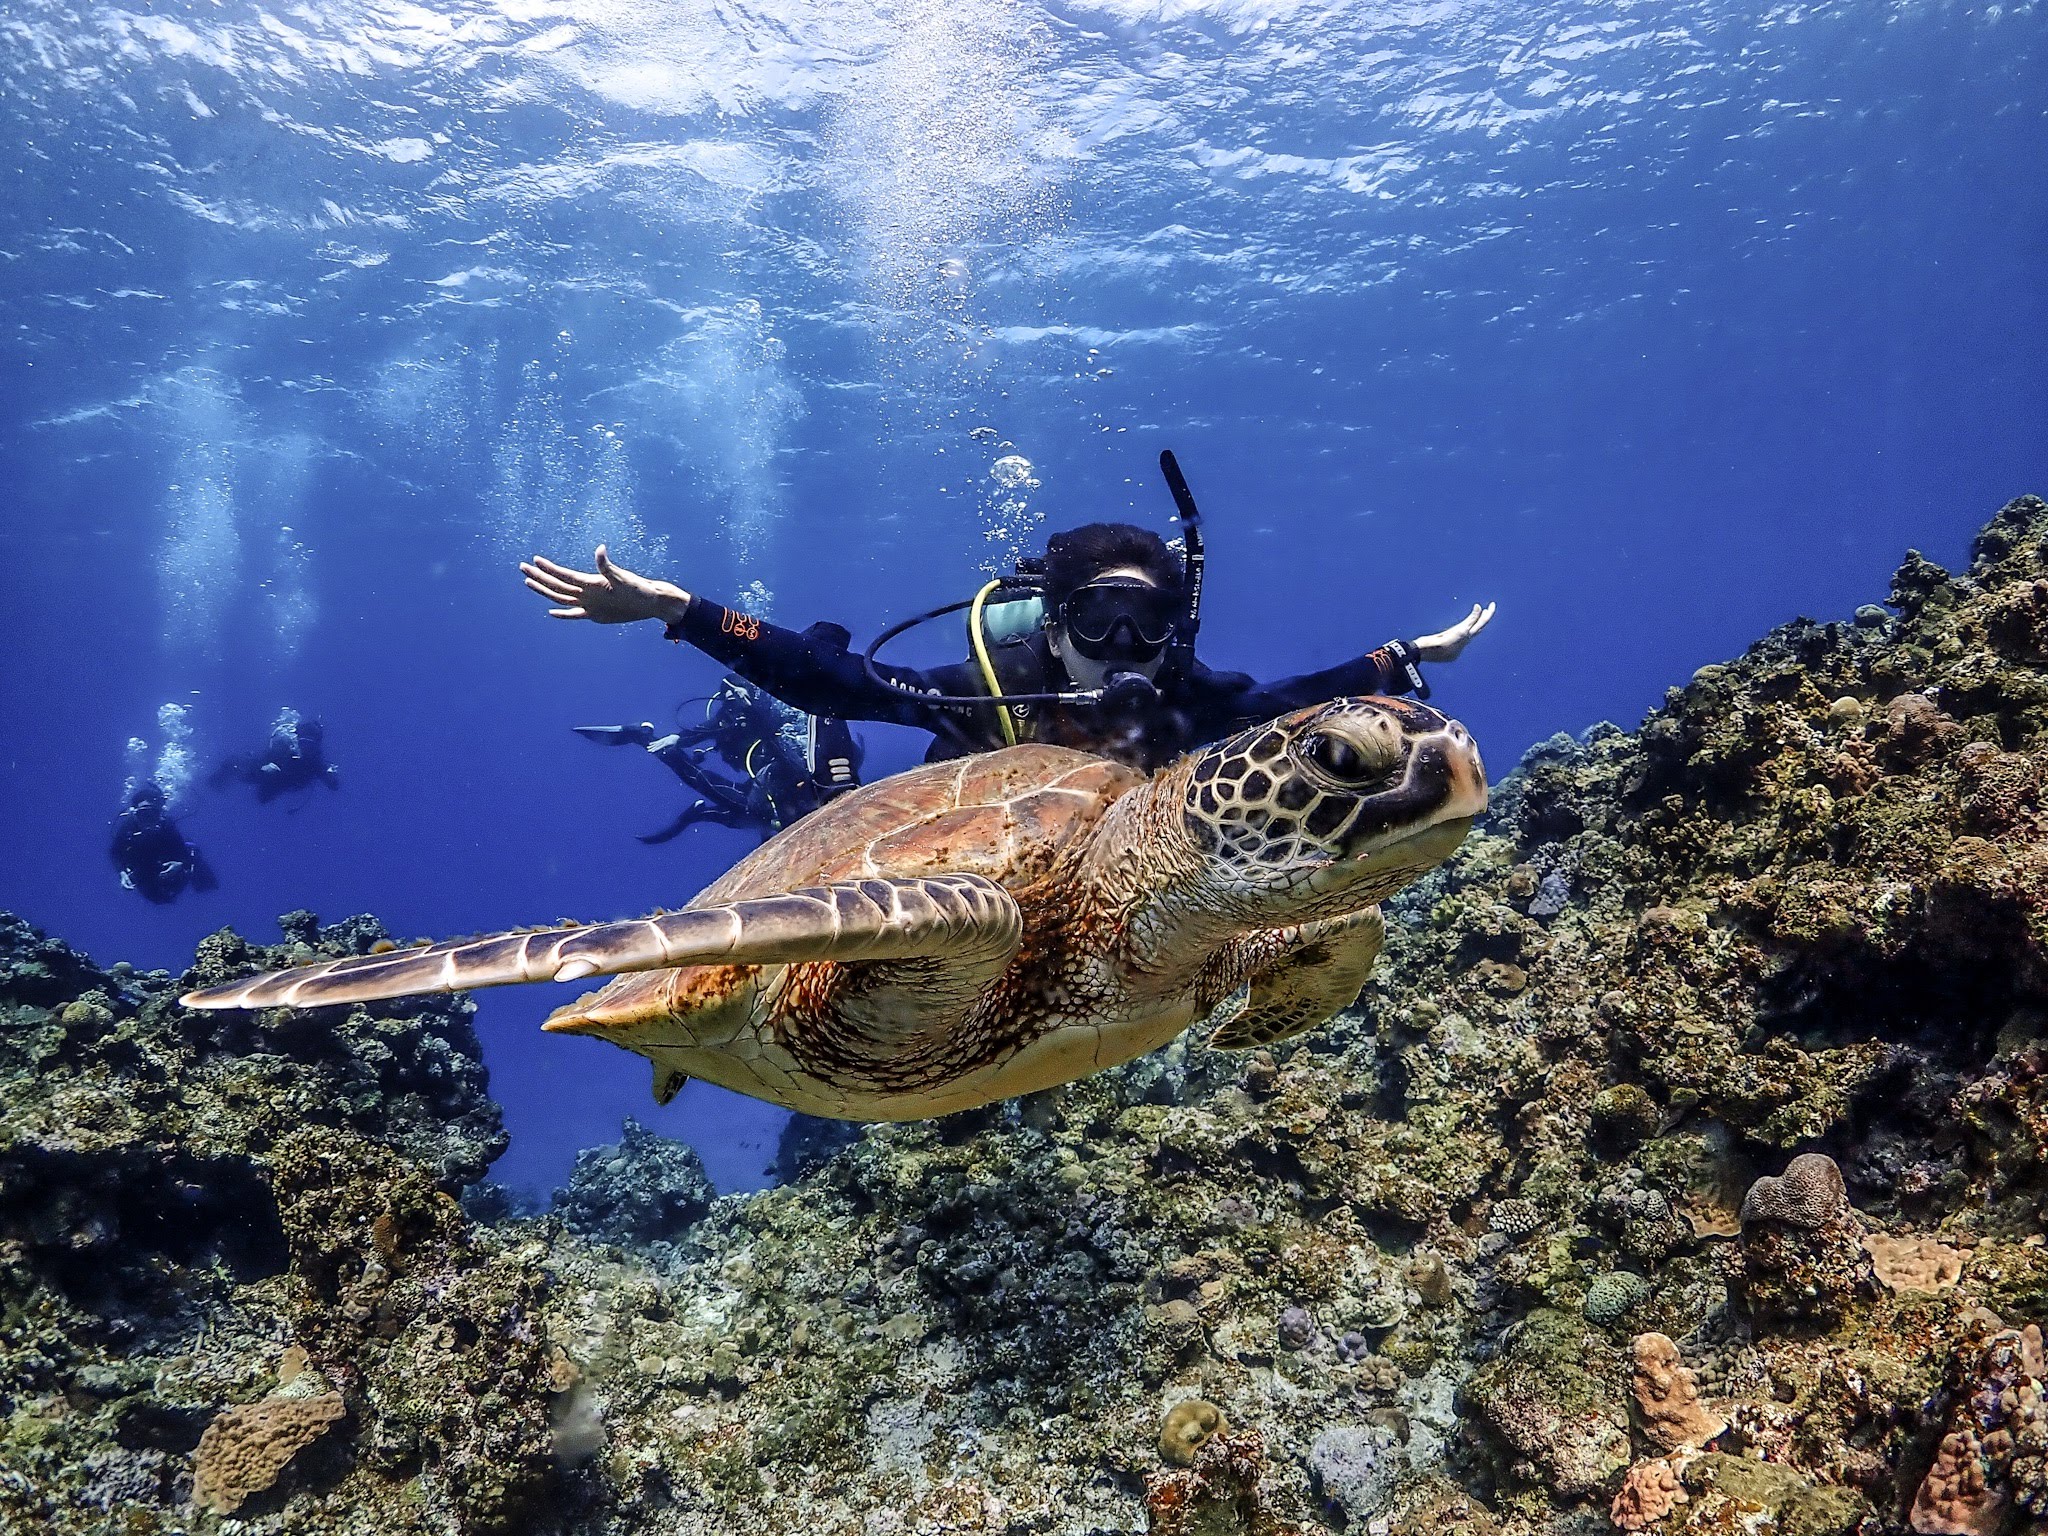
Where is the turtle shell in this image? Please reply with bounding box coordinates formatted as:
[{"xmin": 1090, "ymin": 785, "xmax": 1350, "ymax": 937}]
[
  {"xmin": 554, "ymin": 745, "xmax": 1144, "ymax": 1049},
  {"xmin": 697, "ymin": 744, "xmax": 1144, "ymax": 905}
]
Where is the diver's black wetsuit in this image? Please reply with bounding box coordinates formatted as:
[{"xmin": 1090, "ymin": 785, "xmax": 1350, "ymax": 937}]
[
  {"xmin": 640, "ymin": 731, "xmax": 820, "ymax": 845},
  {"xmin": 111, "ymin": 782, "xmax": 217, "ymax": 904},
  {"xmin": 665, "ymin": 602, "xmax": 1420, "ymax": 772},
  {"xmin": 211, "ymin": 716, "xmax": 340, "ymax": 803},
  {"xmin": 581, "ymin": 677, "xmax": 864, "ymax": 845}
]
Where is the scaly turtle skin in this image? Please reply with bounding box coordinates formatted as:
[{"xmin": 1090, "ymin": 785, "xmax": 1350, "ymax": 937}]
[{"xmin": 184, "ymin": 697, "xmax": 1486, "ymax": 1121}]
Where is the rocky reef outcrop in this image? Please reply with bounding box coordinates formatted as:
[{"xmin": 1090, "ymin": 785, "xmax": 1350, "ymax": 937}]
[
  {"xmin": 553, "ymin": 1118, "xmax": 716, "ymax": 1250},
  {"xmin": 5, "ymin": 495, "xmax": 2048, "ymax": 1534},
  {"xmin": 0, "ymin": 912, "xmax": 559, "ymax": 1533}
]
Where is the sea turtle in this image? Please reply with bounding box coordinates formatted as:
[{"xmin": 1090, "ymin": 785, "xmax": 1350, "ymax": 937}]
[{"xmin": 183, "ymin": 697, "xmax": 1485, "ymax": 1121}]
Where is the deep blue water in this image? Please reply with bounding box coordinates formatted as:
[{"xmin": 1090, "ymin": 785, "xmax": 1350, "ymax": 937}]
[{"xmin": 1, "ymin": 0, "xmax": 2042, "ymax": 1197}]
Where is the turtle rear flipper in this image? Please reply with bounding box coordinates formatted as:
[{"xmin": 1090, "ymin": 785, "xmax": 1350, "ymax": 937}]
[
  {"xmin": 179, "ymin": 874, "xmax": 1022, "ymax": 1012},
  {"xmin": 1209, "ymin": 906, "xmax": 1386, "ymax": 1050}
]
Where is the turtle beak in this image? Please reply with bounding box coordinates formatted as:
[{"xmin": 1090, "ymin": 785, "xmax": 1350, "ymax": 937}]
[
  {"xmin": 1435, "ymin": 720, "xmax": 1488, "ymax": 823},
  {"xmin": 1339, "ymin": 719, "xmax": 1487, "ymax": 856},
  {"xmin": 1310, "ymin": 730, "xmax": 1483, "ymax": 915}
]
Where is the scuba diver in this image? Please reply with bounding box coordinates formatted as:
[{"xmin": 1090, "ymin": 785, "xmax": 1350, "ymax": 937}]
[
  {"xmin": 110, "ymin": 779, "xmax": 216, "ymax": 904},
  {"xmin": 522, "ymin": 452, "xmax": 1496, "ymax": 773},
  {"xmin": 575, "ymin": 676, "xmax": 864, "ymax": 844},
  {"xmin": 209, "ymin": 707, "xmax": 340, "ymax": 803}
]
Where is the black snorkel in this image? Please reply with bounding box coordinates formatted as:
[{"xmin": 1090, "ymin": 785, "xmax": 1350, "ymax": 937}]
[
  {"xmin": 859, "ymin": 447, "xmax": 1211, "ymax": 712},
  {"xmin": 1157, "ymin": 448, "xmax": 1205, "ymax": 681}
]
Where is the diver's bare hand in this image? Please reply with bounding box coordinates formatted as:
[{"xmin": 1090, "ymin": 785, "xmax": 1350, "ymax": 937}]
[
  {"xmin": 1414, "ymin": 602, "xmax": 1496, "ymax": 663},
  {"xmin": 521, "ymin": 547, "xmax": 692, "ymax": 625}
]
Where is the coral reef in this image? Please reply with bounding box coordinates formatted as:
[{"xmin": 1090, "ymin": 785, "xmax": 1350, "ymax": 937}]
[
  {"xmin": 1733, "ymin": 1151, "xmax": 1876, "ymax": 1329},
  {"xmin": 552, "ymin": 1118, "xmax": 715, "ymax": 1249},
  {"xmin": 5, "ymin": 492, "xmax": 2048, "ymax": 1534},
  {"xmin": 0, "ymin": 911, "xmax": 555, "ymax": 1534}
]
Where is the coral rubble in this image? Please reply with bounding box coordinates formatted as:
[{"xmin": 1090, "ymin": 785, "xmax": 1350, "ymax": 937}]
[{"xmin": 5, "ymin": 493, "xmax": 2048, "ymax": 1534}]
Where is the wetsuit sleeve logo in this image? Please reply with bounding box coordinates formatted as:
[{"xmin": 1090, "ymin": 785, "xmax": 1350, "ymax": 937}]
[{"xmin": 719, "ymin": 607, "xmax": 763, "ymax": 642}]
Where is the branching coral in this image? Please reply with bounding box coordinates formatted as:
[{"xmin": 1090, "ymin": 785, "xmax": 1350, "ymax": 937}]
[
  {"xmin": 1911, "ymin": 1430, "xmax": 2008, "ymax": 1536},
  {"xmin": 1910, "ymin": 1325, "xmax": 2048, "ymax": 1535}
]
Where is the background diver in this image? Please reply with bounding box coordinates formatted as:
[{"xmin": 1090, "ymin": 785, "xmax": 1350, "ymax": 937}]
[
  {"xmin": 522, "ymin": 457, "xmax": 1495, "ymax": 773},
  {"xmin": 110, "ymin": 779, "xmax": 216, "ymax": 904},
  {"xmin": 575, "ymin": 676, "xmax": 864, "ymax": 844},
  {"xmin": 209, "ymin": 706, "xmax": 340, "ymax": 803}
]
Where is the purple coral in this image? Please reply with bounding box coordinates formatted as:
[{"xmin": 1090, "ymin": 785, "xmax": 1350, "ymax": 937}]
[{"xmin": 1277, "ymin": 1305, "xmax": 1316, "ymax": 1351}]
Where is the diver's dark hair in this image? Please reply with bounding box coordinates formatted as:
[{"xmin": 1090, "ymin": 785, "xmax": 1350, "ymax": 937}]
[{"xmin": 1043, "ymin": 522, "xmax": 1182, "ymax": 610}]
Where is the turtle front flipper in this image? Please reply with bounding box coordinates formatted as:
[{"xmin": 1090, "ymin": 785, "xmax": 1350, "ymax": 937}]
[
  {"xmin": 1209, "ymin": 905, "xmax": 1387, "ymax": 1050},
  {"xmin": 544, "ymin": 875, "xmax": 1029, "ymax": 1108},
  {"xmin": 180, "ymin": 874, "xmax": 1021, "ymax": 1013}
]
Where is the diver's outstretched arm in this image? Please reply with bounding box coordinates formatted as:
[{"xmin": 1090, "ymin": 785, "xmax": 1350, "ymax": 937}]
[
  {"xmin": 521, "ymin": 546, "xmax": 690, "ymax": 626},
  {"xmin": 525, "ymin": 548, "xmax": 981, "ymax": 736},
  {"xmin": 648, "ymin": 742, "xmax": 752, "ymax": 814},
  {"xmin": 1414, "ymin": 602, "xmax": 1496, "ymax": 662},
  {"xmin": 1208, "ymin": 599, "xmax": 1498, "ymax": 724}
]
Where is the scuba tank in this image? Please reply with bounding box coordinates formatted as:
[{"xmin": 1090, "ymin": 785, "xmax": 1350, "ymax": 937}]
[{"xmin": 965, "ymin": 593, "xmax": 1046, "ymax": 648}]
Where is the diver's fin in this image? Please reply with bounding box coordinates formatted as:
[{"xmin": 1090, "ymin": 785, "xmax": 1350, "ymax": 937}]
[
  {"xmin": 180, "ymin": 874, "xmax": 1021, "ymax": 1014},
  {"xmin": 574, "ymin": 724, "xmax": 658, "ymax": 747},
  {"xmin": 637, "ymin": 803, "xmax": 711, "ymax": 845}
]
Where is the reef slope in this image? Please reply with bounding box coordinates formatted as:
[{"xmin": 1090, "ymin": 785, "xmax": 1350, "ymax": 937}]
[{"xmin": 5, "ymin": 494, "xmax": 2048, "ymax": 1535}]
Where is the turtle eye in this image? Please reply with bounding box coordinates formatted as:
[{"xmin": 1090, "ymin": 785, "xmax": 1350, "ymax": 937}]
[{"xmin": 1303, "ymin": 731, "xmax": 1394, "ymax": 785}]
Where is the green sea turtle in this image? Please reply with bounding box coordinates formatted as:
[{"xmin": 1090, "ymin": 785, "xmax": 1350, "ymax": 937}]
[{"xmin": 183, "ymin": 697, "xmax": 1485, "ymax": 1121}]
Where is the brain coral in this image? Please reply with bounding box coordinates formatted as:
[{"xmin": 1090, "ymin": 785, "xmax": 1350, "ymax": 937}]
[
  {"xmin": 1740, "ymin": 1153, "xmax": 1848, "ymax": 1228},
  {"xmin": 1584, "ymin": 1271, "xmax": 1653, "ymax": 1326},
  {"xmin": 190, "ymin": 1391, "xmax": 346, "ymax": 1515},
  {"xmin": 1157, "ymin": 1398, "xmax": 1229, "ymax": 1467}
]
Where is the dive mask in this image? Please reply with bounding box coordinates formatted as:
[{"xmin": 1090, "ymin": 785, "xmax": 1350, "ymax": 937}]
[{"xmin": 1060, "ymin": 577, "xmax": 1178, "ymax": 662}]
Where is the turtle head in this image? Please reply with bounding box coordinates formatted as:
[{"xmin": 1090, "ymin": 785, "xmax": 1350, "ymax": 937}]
[{"xmin": 1179, "ymin": 697, "xmax": 1487, "ymax": 919}]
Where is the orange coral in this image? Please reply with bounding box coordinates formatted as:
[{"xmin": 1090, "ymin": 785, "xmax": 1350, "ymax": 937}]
[
  {"xmin": 1144, "ymin": 1429, "xmax": 1300, "ymax": 1536},
  {"xmin": 1629, "ymin": 1333, "xmax": 1727, "ymax": 1452},
  {"xmin": 190, "ymin": 1391, "xmax": 346, "ymax": 1515},
  {"xmin": 1611, "ymin": 1458, "xmax": 1687, "ymax": 1531},
  {"xmin": 1910, "ymin": 1429, "xmax": 2008, "ymax": 1536}
]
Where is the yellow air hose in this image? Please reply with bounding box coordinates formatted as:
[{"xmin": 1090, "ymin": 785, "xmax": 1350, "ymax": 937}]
[{"xmin": 968, "ymin": 579, "xmax": 1021, "ymax": 748}]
